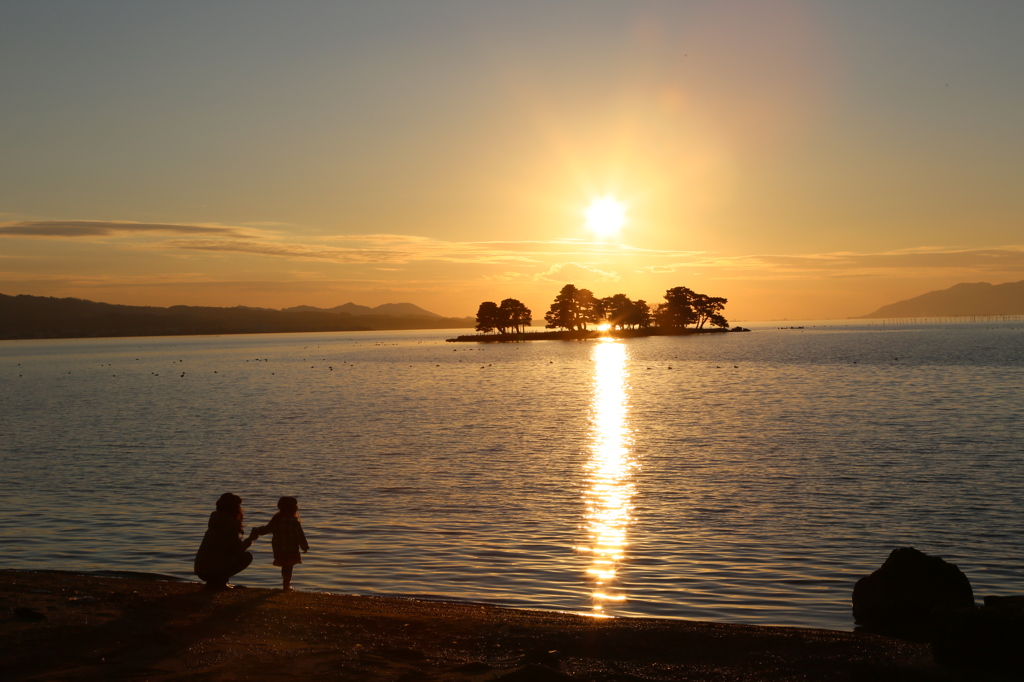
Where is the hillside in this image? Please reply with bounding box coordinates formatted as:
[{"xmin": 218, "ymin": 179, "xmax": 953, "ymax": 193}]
[
  {"xmin": 281, "ymin": 302, "xmax": 441, "ymax": 317},
  {"xmin": 857, "ymin": 280, "xmax": 1024, "ymax": 318},
  {"xmin": 0, "ymin": 294, "xmax": 473, "ymax": 340}
]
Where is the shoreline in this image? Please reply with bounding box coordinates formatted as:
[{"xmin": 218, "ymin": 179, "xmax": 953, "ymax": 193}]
[
  {"xmin": 446, "ymin": 327, "xmax": 749, "ymax": 343},
  {"xmin": 1, "ymin": 569, "xmax": 948, "ymax": 681}
]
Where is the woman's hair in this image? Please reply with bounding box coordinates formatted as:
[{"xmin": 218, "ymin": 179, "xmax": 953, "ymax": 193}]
[
  {"xmin": 215, "ymin": 492, "xmax": 244, "ymax": 533},
  {"xmin": 273, "ymin": 496, "xmax": 300, "ymax": 521}
]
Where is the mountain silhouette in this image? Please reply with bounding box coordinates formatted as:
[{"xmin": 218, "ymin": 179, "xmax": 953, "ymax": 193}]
[
  {"xmin": 857, "ymin": 280, "xmax": 1024, "ymax": 318},
  {"xmin": 281, "ymin": 302, "xmax": 441, "ymax": 317},
  {"xmin": 0, "ymin": 293, "xmax": 472, "ymax": 340}
]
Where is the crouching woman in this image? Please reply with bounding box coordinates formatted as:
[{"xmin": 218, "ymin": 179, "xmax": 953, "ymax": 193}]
[{"xmin": 194, "ymin": 492, "xmax": 254, "ymax": 590}]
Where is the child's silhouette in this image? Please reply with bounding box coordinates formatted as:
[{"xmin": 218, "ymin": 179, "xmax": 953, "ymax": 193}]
[{"xmin": 250, "ymin": 496, "xmax": 309, "ymax": 591}]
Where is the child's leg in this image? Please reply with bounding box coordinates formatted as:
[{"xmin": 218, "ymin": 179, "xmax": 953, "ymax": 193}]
[{"xmin": 281, "ymin": 564, "xmax": 294, "ymax": 590}]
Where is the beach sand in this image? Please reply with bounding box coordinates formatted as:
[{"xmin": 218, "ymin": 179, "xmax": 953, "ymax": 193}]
[{"xmin": 1, "ymin": 569, "xmax": 950, "ymax": 681}]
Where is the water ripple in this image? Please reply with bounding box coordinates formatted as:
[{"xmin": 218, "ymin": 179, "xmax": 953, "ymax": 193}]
[{"xmin": 1, "ymin": 324, "xmax": 1022, "ymax": 630}]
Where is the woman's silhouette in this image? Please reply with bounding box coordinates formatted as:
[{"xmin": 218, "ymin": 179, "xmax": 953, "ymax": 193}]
[{"xmin": 194, "ymin": 493, "xmax": 254, "ymax": 590}]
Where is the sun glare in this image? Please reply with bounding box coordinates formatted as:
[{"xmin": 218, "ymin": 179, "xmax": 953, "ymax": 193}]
[
  {"xmin": 585, "ymin": 197, "xmax": 626, "ymax": 236},
  {"xmin": 579, "ymin": 340, "xmax": 635, "ymax": 615}
]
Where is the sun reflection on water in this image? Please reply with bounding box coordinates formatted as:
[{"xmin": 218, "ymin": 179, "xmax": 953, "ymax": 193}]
[{"xmin": 577, "ymin": 339, "xmax": 635, "ymax": 615}]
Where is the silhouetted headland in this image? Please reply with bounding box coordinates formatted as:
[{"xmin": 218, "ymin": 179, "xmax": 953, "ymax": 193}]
[
  {"xmin": 856, "ymin": 280, "xmax": 1024, "ymax": 318},
  {"xmin": 0, "ymin": 293, "xmax": 474, "ymax": 340}
]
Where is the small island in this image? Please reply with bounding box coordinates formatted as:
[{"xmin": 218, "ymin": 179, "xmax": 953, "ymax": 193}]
[{"xmin": 448, "ymin": 284, "xmax": 749, "ymax": 342}]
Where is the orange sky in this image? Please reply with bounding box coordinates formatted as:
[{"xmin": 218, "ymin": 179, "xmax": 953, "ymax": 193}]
[{"xmin": 2, "ymin": 2, "xmax": 1022, "ymax": 320}]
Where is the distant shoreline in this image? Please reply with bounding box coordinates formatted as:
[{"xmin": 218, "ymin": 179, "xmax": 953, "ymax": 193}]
[
  {"xmin": 0, "ymin": 292, "xmax": 476, "ymax": 341},
  {"xmin": 446, "ymin": 327, "xmax": 750, "ymax": 342}
]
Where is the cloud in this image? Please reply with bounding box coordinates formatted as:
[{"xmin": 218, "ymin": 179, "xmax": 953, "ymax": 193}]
[
  {"xmin": 770, "ymin": 247, "xmax": 1024, "ymax": 277},
  {"xmin": 166, "ymin": 236, "xmax": 541, "ymax": 265},
  {"xmin": 483, "ymin": 271, "xmax": 532, "ymax": 282},
  {"xmin": 9, "ymin": 218, "xmax": 1023, "ymax": 282},
  {"xmin": 637, "ymin": 247, "xmax": 1024, "ymax": 280},
  {"xmin": 1, "ymin": 219, "xmax": 690, "ymax": 266},
  {"xmin": 534, "ymin": 262, "xmax": 620, "ymax": 283},
  {"xmin": 0, "ymin": 220, "xmax": 250, "ymax": 238},
  {"xmin": 164, "ymin": 239, "xmax": 416, "ymax": 264},
  {"xmin": 327, "ymin": 233, "xmax": 430, "ymax": 245},
  {"xmin": 169, "ymin": 238, "xmax": 518, "ymax": 265},
  {"xmin": 326, "ymin": 234, "xmax": 676, "ymax": 258}
]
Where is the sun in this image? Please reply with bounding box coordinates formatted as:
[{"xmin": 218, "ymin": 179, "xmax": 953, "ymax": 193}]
[{"xmin": 585, "ymin": 197, "xmax": 626, "ymax": 236}]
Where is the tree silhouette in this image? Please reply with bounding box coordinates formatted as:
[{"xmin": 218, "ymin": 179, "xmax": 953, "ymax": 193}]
[
  {"xmin": 599, "ymin": 293, "xmax": 633, "ymax": 329},
  {"xmin": 691, "ymin": 293, "xmax": 729, "ymax": 329},
  {"xmin": 498, "ymin": 298, "xmax": 532, "ymax": 333},
  {"xmin": 654, "ymin": 286, "xmax": 699, "ymax": 330},
  {"xmin": 630, "ymin": 299, "xmax": 653, "ymax": 329},
  {"xmin": 598, "ymin": 294, "xmax": 654, "ymax": 330},
  {"xmin": 475, "ymin": 301, "xmax": 500, "ymax": 333},
  {"xmin": 544, "ymin": 284, "xmax": 582, "ymax": 330},
  {"xmin": 544, "ymin": 285, "xmax": 600, "ymax": 330},
  {"xmin": 481, "ymin": 283, "xmax": 727, "ymax": 336},
  {"xmin": 577, "ymin": 288, "xmax": 600, "ymax": 330},
  {"xmin": 652, "ymin": 287, "xmax": 729, "ymax": 329}
]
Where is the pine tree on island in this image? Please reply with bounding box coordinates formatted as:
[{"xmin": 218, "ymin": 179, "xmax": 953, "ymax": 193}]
[
  {"xmin": 653, "ymin": 286, "xmax": 729, "ymax": 330},
  {"xmin": 542, "ymin": 284, "xmax": 710, "ymax": 331},
  {"xmin": 475, "ymin": 298, "xmax": 532, "ymax": 334},
  {"xmin": 543, "ymin": 284, "xmax": 599, "ymax": 331},
  {"xmin": 499, "ymin": 298, "xmax": 532, "ymax": 333},
  {"xmin": 597, "ymin": 293, "xmax": 653, "ymax": 330},
  {"xmin": 475, "ymin": 301, "xmax": 501, "ymax": 333}
]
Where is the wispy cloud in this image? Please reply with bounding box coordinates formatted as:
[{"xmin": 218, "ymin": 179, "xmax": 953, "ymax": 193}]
[
  {"xmin": 8, "ymin": 218, "xmax": 1024, "ymax": 282},
  {"xmin": 164, "ymin": 239, "xmax": 416, "ymax": 264},
  {"xmin": 483, "ymin": 271, "xmax": 532, "ymax": 282},
  {"xmin": 534, "ymin": 262, "xmax": 620, "ymax": 283},
  {"xmin": 2, "ymin": 219, "xmax": 698, "ymax": 265},
  {"xmin": 637, "ymin": 246, "xmax": 1024, "ymax": 279},
  {"xmin": 167, "ymin": 232, "xmax": 660, "ymax": 265},
  {"xmin": 326, "ymin": 234, "xmax": 685, "ymax": 257},
  {"xmin": 636, "ymin": 264, "xmax": 680, "ymax": 274},
  {"xmin": 0, "ymin": 220, "xmax": 252, "ymax": 238},
  {"xmin": 165, "ymin": 237, "xmax": 540, "ymax": 265}
]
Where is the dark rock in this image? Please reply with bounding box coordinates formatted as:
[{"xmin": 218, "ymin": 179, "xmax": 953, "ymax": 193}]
[
  {"xmin": 931, "ymin": 605, "xmax": 1024, "ymax": 670},
  {"xmin": 983, "ymin": 595, "xmax": 1024, "ymax": 614},
  {"xmin": 852, "ymin": 547, "xmax": 974, "ymax": 634},
  {"xmin": 14, "ymin": 607, "xmax": 46, "ymax": 621}
]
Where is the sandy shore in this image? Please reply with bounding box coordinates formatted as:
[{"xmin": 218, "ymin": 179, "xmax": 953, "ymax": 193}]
[{"xmin": 1, "ymin": 569, "xmax": 961, "ymax": 681}]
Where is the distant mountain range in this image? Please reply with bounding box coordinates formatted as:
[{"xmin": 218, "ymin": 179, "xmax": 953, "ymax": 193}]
[
  {"xmin": 281, "ymin": 302, "xmax": 441, "ymax": 317},
  {"xmin": 857, "ymin": 280, "xmax": 1024, "ymax": 318},
  {"xmin": 0, "ymin": 293, "xmax": 473, "ymax": 340}
]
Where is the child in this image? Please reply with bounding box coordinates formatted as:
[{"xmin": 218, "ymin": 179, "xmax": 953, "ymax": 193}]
[{"xmin": 249, "ymin": 496, "xmax": 309, "ymax": 591}]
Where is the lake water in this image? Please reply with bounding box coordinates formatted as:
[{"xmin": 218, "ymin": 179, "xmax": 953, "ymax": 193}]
[{"xmin": 1, "ymin": 321, "xmax": 1022, "ymax": 630}]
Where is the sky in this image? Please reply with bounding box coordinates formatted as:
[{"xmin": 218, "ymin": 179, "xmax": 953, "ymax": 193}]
[{"xmin": 1, "ymin": 1, "xmax": 1022, "ymax": 321}]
